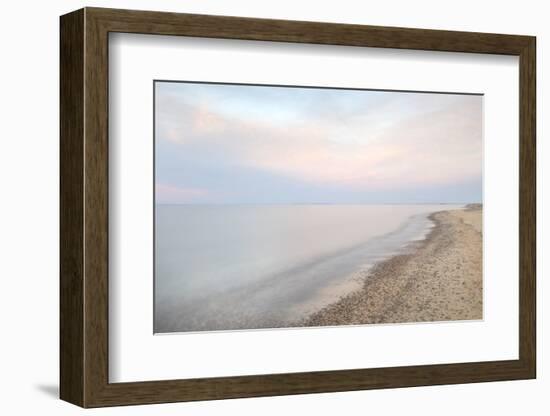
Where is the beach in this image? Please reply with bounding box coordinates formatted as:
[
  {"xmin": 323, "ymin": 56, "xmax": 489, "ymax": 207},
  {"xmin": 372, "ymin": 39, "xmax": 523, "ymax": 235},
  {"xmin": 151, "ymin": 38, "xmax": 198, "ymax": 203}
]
[
  {"xmin": 153, "ymin": 82, "xmax": 483, "ymax": 333},
  {"xmin": 301, "ymin": 205, "xmax": 483, "ymax": 327},
  {"xmin": 155, "ymin": 204, "xmax": 459, "ymax": 332}
]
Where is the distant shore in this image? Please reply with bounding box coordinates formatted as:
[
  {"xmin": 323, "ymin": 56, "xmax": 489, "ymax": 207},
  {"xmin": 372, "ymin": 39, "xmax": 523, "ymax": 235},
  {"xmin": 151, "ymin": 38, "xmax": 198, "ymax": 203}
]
[{"xmin": 300, "ymin": 205, "xmax": 483, "ymax": 327}]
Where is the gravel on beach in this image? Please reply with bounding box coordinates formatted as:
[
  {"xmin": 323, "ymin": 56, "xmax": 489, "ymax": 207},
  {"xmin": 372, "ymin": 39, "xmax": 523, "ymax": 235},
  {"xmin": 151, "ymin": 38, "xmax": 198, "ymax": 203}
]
[{"xmin": 302, "ymin": 206, "xmax": 483, "ymax": 327}]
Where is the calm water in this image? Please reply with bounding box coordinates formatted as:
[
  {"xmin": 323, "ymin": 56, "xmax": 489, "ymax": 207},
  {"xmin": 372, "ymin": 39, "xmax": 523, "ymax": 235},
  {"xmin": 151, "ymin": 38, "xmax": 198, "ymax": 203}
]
[{"xmin": 154, "ymin": 204, "xmax": 462, "ymax": 333}]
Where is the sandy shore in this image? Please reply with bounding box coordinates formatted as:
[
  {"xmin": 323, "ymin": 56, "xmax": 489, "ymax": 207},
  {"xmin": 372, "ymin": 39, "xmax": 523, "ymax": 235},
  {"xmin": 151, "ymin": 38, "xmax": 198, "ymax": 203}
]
[{"xmin": 302, "ymin": 205, "xmax": 483, "ymax": 326}]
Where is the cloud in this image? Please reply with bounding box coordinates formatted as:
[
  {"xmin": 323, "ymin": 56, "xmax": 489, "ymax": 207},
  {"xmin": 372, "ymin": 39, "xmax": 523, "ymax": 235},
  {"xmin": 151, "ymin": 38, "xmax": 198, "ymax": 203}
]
[
  {"xmin": 156, "ymin": 183, "xmax": 209, "ymax": 204},
  {"xmin": 155, "ymin": 82, "xmax": 482, "ymax": 203}
]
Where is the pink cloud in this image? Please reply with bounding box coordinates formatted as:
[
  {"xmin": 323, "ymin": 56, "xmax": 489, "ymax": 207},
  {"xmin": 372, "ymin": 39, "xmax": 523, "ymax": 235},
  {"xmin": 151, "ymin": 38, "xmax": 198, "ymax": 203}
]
[
  {"xmin": 158, "ymin": 92, "xmax": 482, "ymax": 191},
  {"xmin": 156, "ymin": 183, "xmax": 209, "ymax": 204}
]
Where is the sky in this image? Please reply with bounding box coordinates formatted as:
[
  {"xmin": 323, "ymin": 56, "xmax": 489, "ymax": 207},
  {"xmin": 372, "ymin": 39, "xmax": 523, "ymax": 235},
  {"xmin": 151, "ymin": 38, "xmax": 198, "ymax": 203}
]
[{"xmin": 155, "ymin": 81, "xmax": 482, "ymax": 205}]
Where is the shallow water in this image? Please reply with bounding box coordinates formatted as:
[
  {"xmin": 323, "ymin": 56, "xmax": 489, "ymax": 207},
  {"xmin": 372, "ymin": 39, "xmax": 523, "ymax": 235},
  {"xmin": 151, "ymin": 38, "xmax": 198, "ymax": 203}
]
[{"xmin": 154, "ymin": 204, "xmax": 462, "ymax": 333}]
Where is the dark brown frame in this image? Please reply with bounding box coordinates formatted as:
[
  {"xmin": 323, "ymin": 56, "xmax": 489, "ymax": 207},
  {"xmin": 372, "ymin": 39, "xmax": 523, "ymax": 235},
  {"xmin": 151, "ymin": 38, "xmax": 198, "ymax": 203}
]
[{"xmin": 60, "ymin": 7, "xmax": 536, "ymax": 408}]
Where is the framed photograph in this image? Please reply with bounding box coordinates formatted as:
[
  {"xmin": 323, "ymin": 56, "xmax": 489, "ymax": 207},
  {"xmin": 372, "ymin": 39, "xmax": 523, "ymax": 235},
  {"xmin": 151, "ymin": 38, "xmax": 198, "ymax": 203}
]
[{"xmin": 60, "ymin": 7, "xmax": 536, "ymax": 407}]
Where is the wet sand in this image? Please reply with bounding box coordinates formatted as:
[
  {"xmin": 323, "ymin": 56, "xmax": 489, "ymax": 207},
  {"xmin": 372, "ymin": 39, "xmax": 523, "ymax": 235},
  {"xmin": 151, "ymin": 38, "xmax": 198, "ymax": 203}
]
[{"xmin": 302, "ymin": 205, "xmax": 483, "ymax": 326}]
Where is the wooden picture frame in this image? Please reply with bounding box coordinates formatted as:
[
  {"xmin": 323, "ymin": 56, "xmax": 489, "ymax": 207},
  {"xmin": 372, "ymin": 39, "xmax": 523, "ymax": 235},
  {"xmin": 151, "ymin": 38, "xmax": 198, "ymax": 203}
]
[{"xmin": 60, "ymin": 7, "xmax": 536, "ymax": 408}]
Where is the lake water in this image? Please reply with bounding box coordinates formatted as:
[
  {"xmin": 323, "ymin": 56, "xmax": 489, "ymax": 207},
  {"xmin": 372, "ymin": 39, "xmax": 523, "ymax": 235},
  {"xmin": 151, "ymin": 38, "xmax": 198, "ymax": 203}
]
[{"xmin": 154, "ymin": 204, "xmax": 462, "ymax": 333}]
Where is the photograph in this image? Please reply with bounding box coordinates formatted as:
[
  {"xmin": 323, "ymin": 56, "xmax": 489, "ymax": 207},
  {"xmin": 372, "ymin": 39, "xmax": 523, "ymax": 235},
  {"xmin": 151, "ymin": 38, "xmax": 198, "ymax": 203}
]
[{"xmin": 153, "ymin": 81, "xmax": 483, "ymax": 333}]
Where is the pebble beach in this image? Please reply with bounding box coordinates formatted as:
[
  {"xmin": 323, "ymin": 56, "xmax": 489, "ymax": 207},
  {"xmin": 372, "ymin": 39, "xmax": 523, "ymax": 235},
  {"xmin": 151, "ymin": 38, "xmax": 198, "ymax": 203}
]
[{"xmin": 302, "ymin": 205, "xmax": 483, "ymax": 326}]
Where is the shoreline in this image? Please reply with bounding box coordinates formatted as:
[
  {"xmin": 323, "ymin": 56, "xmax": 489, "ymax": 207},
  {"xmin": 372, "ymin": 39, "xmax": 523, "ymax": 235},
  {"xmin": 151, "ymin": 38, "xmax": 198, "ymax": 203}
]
[{"xmin": 299, "ymin": 205, "xmax": 483, "ymax": 327}]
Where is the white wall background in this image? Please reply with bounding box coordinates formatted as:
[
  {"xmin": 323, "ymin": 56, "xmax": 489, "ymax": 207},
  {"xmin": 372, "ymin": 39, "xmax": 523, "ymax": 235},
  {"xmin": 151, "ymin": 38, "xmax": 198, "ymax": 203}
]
[{"xmin": 0, "ymin": 0, "xmax": 545, "ymax": 414}]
